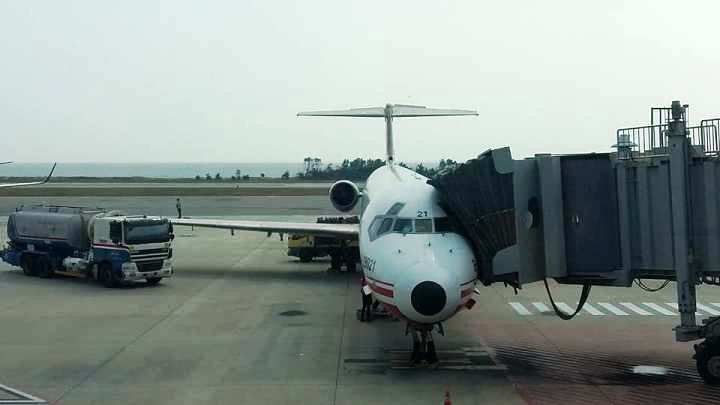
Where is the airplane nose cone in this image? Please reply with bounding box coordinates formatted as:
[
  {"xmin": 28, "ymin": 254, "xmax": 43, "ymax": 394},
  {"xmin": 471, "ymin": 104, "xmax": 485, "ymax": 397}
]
[{"xmin": 410, "ymin": 281, "xmax": 447, "ymax": 316}]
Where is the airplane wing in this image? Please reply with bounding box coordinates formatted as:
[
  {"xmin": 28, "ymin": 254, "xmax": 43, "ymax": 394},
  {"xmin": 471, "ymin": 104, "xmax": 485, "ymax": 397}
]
[
  {"xmin": 170, "ymin": 217, "xmax": 359, "ymax": 238},
  {"xmin": 0, "ymin": 163, "xmax": 57, "ymax": 188}
]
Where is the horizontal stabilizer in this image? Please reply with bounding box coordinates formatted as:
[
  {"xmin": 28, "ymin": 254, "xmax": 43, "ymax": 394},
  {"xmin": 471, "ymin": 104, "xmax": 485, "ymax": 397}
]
[{"xmin": 298, "ymin": 104, "xmax": 477, "ymax": 118}]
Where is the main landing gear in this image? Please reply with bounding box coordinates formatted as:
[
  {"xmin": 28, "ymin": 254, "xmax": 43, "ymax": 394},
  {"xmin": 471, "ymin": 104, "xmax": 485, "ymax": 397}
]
[{"xmin": 408, "ymin": 323, "xmax": 442, "ymax": 367}]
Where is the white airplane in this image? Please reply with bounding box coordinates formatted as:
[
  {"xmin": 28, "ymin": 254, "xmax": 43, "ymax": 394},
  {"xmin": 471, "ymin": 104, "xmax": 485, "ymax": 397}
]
[
  {"xmin": 172, "ymin": 104, "xmax": 478, "ymax": 364},
  {"xmin": 0, "ymin": 162, "xmax": 57, "ymax": 188}
]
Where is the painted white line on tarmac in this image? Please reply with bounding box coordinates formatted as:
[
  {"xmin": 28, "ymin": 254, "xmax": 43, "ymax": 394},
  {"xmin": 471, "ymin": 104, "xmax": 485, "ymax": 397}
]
[
  {"xmin": 581, "ymin": 303, "xmax": 604, "ymax": 316},
  {"xmin": 665, "ymin": 303, "xmax": 702, "ymax": 316},
  {"xmin": 642, "ymin": 303, "xmax": 675, "ymax": 316},
  {"xmin": 620, "ymin": 302, "xmax": 652, "ymax": 315},
  {"xmin": 509, "ymin": 302, "xmax": 532, "ymax": 315},
  {"xmin": 597, "ymin": 302, "xmax": 629, "ymax": 316},
  {"xmin": 532, "ymin": 302, "xmax": 551, "ymax": 313},
  {"xmin": 554, "ymin": 302, "xmax": 577, "ymax": 315},
  {"xmin": 0, "ymin": 383, "xmax": 46, "ymax": 404},
  {"xmin": 697, "ymin": 304, "xmax": 720, "ymax": 316}
]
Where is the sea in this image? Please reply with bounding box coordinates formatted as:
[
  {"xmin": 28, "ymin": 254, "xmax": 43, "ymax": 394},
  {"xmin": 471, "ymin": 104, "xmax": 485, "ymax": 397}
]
[
  {"xmin": 0, "ymin": 161, "xmax": 432, "ymax": 178},
  {"xmin": 0, "ymin": 163, "xmax": 307, "ymax": 178}
]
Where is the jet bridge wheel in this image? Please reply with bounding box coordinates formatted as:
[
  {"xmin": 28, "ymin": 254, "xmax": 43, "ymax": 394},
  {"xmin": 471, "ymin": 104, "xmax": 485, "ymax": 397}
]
[{"xmin": 695, "ymin": 338, "xmax": 720, "ymax": 385}]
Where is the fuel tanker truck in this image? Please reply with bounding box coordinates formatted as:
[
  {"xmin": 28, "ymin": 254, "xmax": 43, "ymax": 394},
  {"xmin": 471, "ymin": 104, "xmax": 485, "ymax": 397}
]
[{"xmin": 1, "ymin": 205, "xmax": 174, "ymax": 287}]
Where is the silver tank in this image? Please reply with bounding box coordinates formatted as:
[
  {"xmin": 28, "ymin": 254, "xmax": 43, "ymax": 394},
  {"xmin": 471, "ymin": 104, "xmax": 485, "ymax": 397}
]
[{"xmin": 7, "ymin": 206, "xmax": 107, "ymax": 250}]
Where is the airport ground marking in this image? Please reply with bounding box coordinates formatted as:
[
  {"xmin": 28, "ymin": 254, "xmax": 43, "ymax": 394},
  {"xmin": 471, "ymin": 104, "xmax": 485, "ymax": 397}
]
[
  {"xmin": 696, "ymin": 304, "xmax": 720, "ymax": 316},
  {"xmin": 642, "ymin": 302, "xmax": 675, "ymax": 316},
  {"xmin": 581, "ymin": 303, "xmax": 604, "ymax": 315},
  {"xmin": 596, "ymin": 302, "xmax": 629, "ymax": 316},
  {"xmin": 0, "ymin": 384, "xmax": 46, "ymax": 404},
  {"xmin": 509, "ymin": 302, "xmax": 531, "ymax": 315},
  {"xmin": 619, "ymin": 302, "xmax": 653, "ymax": 316},
  {"xmin": 666, "ymin": 303, "xmax": 703, "ymax": 316},
  {"xmin": 555, "ymin": 302, "xmax": 578, "ymax": 315},
  {"xmin": 531, "ymin": 302, "xmax": 551, "ymax": 313}
]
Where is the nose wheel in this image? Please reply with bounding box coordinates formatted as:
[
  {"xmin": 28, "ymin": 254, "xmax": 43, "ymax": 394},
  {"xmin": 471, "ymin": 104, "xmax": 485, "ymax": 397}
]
[{"xmin": 409, "ymin": 326, "xmax": 439, "ymax": 367}]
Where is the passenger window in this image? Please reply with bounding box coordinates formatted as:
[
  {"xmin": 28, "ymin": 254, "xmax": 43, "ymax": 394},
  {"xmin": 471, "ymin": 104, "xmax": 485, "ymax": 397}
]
[
  {"xmin": 414, "ymin": 218, "xmax": 433, "ymax": 233},
  {"xmin": 393, "ymin": 218, "xmax": 413, "ymax": 234},
  {"xmin": 434, "ymin": 217, "xmax": 453, "ymax": 233}
]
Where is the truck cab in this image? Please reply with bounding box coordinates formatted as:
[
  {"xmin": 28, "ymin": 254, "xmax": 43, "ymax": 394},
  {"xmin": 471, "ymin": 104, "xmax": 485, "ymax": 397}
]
[{"xmin": 91, "ymin": 215, "xmax": 174, "ymax": 286}]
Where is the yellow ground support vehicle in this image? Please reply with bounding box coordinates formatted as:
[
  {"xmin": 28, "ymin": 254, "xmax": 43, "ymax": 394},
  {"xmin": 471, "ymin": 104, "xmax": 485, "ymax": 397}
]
[{"xmin": 287, "ymin": 216, "xmax": 360, "ymax": 271}]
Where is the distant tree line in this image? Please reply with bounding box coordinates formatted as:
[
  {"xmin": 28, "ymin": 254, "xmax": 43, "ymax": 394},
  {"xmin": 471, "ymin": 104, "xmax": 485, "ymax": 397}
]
[
  {"xmin": 298, "ymin": 158, "xmax": 459, "ymax": 180},
  {"xmin": 194, "ymin": 169, "xmax": 265, "ymax": 181},
  {"xmin": 191, "ymin": 158, "xmax": 459, "ymax": 182}
]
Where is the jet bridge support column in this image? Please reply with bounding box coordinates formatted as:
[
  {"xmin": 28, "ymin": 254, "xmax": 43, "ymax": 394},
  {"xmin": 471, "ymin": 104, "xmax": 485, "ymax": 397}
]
[{"xmin": 668, "ymin": 100, "xmax": 701, "ymax": 341}]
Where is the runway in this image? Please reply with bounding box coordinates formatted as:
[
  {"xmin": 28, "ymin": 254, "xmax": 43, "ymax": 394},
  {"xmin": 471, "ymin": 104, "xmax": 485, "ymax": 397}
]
[{"xmin": 1, "ymin": 198, "xmax": 720, "ymax": 404}]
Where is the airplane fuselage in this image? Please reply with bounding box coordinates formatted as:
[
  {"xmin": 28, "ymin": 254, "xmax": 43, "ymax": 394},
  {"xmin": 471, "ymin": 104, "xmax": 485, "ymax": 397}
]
[{"xmin": 357, "ymin": 164, "xmax": 477, "ymax": 327}]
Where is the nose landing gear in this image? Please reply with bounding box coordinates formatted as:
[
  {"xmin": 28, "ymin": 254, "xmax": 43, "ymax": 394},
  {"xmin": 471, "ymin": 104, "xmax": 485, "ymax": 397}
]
[{"xmin": 408, "ymin": 324, "xmax": 441, "ymax": 367}]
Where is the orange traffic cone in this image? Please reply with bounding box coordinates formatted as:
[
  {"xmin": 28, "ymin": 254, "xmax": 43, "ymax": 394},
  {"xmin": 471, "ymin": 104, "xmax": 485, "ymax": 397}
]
[{"xmin": 444, "ymin": 390, "xmax": 452, "ymax": 405}]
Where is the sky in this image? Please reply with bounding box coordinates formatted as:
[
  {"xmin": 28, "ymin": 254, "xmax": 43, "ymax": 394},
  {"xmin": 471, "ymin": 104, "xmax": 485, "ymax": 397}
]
[{"xmin": 1, "ymin": 1, "xmax": 719, "ymax": 163}]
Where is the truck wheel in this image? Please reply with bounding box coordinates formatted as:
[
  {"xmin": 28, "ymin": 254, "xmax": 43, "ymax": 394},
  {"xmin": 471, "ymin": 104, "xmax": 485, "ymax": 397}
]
[
  {"xmin": 35, "ymin": 256, "xmax": 52, "ymax": 278},
  {"xmin": 299, "ymin": 249, "xmax": 314, "ymax": 263},
  {"xmin": 696, "ymin": 339, "xmax": 720, "ymax": 385},
  {"xmin": 146, "ymin": 277, "xmax": 162, "ymax": 286},
  {"xmin": 21, "ymin": 255, "xmax": 34, "ymax": 277},
  {"xmin": 99, "ymin": 263, "xmax": 117, "ymax": 288}
]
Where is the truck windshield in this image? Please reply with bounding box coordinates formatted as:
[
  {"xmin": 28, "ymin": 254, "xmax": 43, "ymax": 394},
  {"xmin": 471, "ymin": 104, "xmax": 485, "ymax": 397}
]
[{"xmin": 124, "ymin": 222, "xmax": 171, "ymax": 244}]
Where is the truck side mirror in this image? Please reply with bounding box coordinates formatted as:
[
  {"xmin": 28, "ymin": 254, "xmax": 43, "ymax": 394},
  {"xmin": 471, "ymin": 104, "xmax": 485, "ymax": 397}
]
[{"xmin": 170, "ymin": 234, "xmax": 175, "ymax": 241}]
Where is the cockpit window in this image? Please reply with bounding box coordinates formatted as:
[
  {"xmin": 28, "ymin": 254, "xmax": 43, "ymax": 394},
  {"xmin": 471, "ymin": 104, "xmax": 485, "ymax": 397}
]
[
  {"xmin": 386, "ymin": 202, "xmax": 405, "ymax": 216},
  {"xmin": 369, "ymin": 214, "xmax": 455, "ymax": 241},
  {"xmin": 377, "ymin": 217, "xmax": 394, "ymax": 235},
  {"xmin": 393, "ymin": 218, "xmax": 413, "ymax": 234},
  {"xmin": 414, "ymin": 218, "xmax": 433, "ymax": 233}
]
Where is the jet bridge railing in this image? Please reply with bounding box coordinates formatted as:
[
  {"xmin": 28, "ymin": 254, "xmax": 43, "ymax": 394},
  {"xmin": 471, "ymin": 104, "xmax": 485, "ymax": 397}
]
[
  {"xmin": 616, "ymin": 124, "xmax": 718, "ymax": 159},
  {"xmin": 699, "ymin": 119, "xmax": 720, "ymax": 155}
]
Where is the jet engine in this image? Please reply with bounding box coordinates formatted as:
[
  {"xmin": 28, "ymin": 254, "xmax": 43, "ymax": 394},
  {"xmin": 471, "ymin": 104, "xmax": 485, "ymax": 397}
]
[{"xmin": 329, "ymin": 180, "xmax": 361, "ymax": 212}]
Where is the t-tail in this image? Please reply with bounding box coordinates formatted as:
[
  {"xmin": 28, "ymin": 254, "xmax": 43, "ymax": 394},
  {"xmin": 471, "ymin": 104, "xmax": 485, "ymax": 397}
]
[{"xmin": 297, "ymin": 104, "xmax": 477, "ymax": 165}]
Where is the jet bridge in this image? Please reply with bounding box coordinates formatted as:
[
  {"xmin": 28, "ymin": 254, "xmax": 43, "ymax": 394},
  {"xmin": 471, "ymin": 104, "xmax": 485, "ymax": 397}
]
[{"xmin": 430, "ymin": 100, "xmax": 720, "ymax": 384}]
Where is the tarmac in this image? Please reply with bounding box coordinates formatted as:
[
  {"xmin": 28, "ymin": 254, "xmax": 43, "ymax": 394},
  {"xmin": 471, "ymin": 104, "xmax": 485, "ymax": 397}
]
[{"xmin": 1, "ymin": 195, "xmax": 720, "ymax": 404}]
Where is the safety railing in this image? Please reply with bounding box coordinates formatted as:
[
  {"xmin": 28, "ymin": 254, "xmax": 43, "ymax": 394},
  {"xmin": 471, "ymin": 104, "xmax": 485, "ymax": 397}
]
[{"xmin": 615, "ymin": 123, "xmax": 719, "ymax": 160}]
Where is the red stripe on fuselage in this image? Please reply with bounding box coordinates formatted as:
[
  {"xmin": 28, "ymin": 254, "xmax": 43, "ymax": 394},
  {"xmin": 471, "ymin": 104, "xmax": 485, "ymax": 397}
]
[
  {"xmin": 366, "ymin": 275, "xmax": 394, "ymax": 287},
  {"xmin": 369, "ymin": 283, "xmax": 394, "ymax": 298}
]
